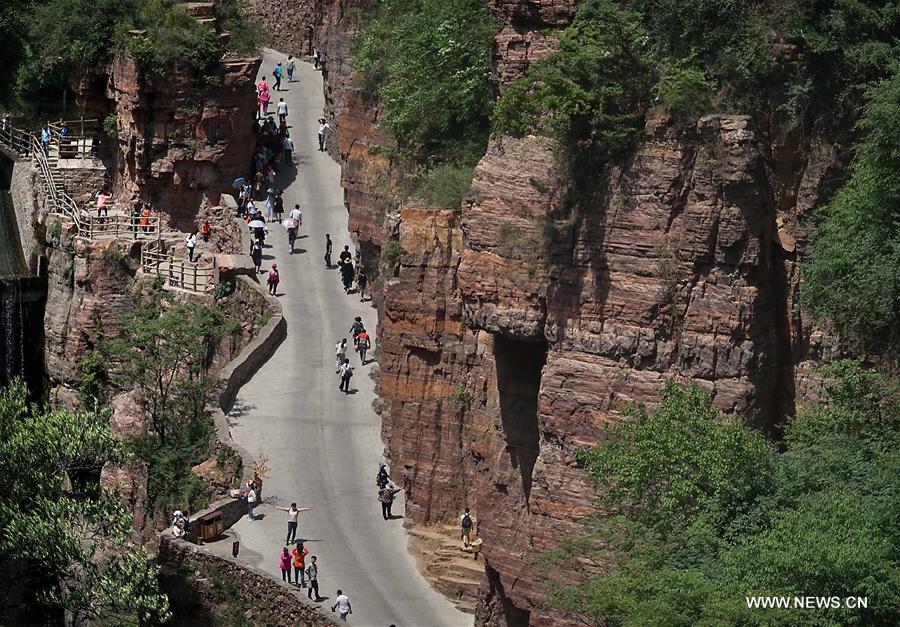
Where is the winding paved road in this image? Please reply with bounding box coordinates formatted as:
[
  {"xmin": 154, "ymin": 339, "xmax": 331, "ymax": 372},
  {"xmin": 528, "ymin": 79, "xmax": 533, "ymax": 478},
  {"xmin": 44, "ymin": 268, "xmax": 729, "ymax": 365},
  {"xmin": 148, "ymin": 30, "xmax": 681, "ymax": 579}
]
[{"xmin": 223, "ymin": 50, "xmax": 470, "ymax": 627}]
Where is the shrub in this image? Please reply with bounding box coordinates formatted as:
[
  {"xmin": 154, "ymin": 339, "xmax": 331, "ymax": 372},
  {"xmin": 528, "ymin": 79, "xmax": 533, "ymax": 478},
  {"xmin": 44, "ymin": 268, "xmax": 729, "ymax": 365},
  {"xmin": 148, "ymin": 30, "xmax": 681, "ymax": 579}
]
[
  {"xmin": 400, "ymin": 164, "xmax": 474, "ymax": 209},
  {"xmin": 126, "ymin": 0, "xmax": 222, "ymax": 77},
  {"xmin": 492, "ymin": 0, "xmax": 654, "ymax": 173},
  {"xmin": 382, "ymin": 239, "xmax": 402, "ymax": 268},
  {"xmin": 102, "ymin": 113, "xmax": 118, "ymax": 138},
  {"xmin": 354, "ymin": 0, "xmax": 499, "ymax": 163},
  {"xmin": 653, "ymin": 60, "xmax": 716, "ymax": 119},
  {"xmin": 449, "ymin": 384, "xmax": 473, "ymax": 412},
  {"xmin": 800, "ymin": 70, "xmax": 900, "ymax": 350}
]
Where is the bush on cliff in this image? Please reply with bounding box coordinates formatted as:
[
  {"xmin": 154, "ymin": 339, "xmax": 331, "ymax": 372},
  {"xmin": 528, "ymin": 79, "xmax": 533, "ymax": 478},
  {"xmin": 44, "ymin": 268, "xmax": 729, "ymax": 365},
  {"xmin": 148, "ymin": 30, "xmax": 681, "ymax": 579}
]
[
  {"xmin": 0, "ymin": 380, "xmax": 171, "ymax": 625},
  {"xmin": 354, "ymin": 0, "xmax": 498, "ymax": 164},
  {"xmin": 547, "ymin": 363, "xmax": 900, "ymax": 625},
  {"xmin": 800, "ymin": 70, "xmax": 900, "ymax": 351}
]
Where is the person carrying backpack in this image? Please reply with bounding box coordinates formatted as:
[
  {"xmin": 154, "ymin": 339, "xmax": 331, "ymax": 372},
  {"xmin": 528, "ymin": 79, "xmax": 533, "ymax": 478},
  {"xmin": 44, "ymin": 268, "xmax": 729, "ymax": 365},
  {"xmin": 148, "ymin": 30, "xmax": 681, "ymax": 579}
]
[
  {"xmin": 350, "ymin": 317, "xmax": 364, "ymax": 348},
  {"xmin": 356, "ymin": 328, "xmax": 371, "ymax": 365},
  {"xmin": 267, "ymin": 264, "xmax": 280, "ymax": 296},
  {"xmin": 273, "ymin": 62, "xmax": 283, "ymax": 91},
  {"xmin": 376, "ymin": 463, "xmax": 389, "ymax": 489},
  {"xmin": 460, "ymin": 507, "xmax": 474, "ymax": 547}
]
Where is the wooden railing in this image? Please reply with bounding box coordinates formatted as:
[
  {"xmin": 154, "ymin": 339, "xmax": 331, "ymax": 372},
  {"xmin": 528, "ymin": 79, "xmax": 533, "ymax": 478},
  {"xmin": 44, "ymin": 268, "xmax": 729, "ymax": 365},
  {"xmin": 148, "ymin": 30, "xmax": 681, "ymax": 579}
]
[{"xmin": 141, "ymin": 240, "xmax": 216, "ymax": 293}]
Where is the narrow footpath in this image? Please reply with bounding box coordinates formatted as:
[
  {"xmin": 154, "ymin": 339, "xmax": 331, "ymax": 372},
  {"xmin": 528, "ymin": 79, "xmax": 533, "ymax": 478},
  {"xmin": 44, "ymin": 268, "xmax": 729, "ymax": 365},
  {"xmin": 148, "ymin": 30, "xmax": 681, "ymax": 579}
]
[{"xmin": 222, "ymin": 49, "xmax": 470, "ymax": 627}]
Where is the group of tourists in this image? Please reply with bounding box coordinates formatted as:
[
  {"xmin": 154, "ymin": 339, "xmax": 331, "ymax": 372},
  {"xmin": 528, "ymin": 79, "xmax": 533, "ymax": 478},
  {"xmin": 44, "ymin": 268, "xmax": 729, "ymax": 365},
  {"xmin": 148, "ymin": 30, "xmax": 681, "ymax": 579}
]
[
  {"xmin": 334, "ymin": 316, "xmax": 373, "ymax": 393},
  {"xmin": 331, "ymin": 242, "xmax": 369, "ymax": 300}
]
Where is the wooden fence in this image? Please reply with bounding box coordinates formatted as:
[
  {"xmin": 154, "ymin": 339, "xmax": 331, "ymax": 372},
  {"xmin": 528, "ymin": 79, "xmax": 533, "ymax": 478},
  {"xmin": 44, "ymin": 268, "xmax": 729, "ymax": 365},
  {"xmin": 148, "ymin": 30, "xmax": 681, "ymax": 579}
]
[{"xmin": 142, "ymin": 240, "xmax": 216, "ymax": 293}]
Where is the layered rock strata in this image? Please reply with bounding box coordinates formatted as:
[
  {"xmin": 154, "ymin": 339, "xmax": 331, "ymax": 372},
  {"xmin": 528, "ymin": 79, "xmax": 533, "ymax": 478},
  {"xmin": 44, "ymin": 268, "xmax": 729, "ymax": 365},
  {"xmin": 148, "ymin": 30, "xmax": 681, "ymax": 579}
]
[{"xmin": 243, "ymin": 0, "xmax": 845, "ymax": 624}]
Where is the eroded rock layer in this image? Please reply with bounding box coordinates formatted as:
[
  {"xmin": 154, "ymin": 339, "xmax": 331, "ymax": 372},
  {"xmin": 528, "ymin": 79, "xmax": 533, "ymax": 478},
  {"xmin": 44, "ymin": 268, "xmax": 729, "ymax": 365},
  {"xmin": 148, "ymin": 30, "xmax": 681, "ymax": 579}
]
[{"xmin": 260, "ymin": 0, "xmax": 844, "ymax": 623}]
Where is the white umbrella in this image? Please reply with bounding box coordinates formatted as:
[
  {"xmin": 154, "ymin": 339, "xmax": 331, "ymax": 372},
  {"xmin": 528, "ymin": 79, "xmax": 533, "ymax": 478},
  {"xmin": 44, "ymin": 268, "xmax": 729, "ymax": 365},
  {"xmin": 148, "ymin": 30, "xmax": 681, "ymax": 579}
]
[
  {"xmin": 248, "ymin": 220, "xmax": 266, "ymax": 229},
  {"xmin": 282, "ymin": 218, "xmax": 299, "ymax": 229}
]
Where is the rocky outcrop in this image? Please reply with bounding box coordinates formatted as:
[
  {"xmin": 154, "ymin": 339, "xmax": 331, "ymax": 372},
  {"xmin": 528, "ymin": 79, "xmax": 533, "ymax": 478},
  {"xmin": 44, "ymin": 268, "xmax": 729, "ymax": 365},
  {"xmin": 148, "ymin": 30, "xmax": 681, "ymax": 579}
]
[
  {"xmin": 246, "ymin": 0, "xmax": 846, "ymax": 624},
  {"xmin": 74, "ymin": 51, "xmax": 260, "ymax": 230},
  {"xmin": 245, "ymin": 0, "xmax": 316, "ymax": 57}
]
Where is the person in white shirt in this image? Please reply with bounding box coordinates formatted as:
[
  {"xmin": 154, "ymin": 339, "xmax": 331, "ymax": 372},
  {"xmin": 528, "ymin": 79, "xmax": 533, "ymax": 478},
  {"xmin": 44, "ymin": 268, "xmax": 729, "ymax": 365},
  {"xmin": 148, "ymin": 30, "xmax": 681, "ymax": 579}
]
[
  {"xmin": 283, "ymin": 135, "xmax": 294, "ymax": 165},
  {"xmin": 273, "ymin": 502, "xmax": 312, "ymax": 544},
  {"xmin": 317, "ymin": 118, "xmax": 331, "ymax": 152},
  {"xmin": 277, "ymin": 98, "xmax": 288, "ymax": 124},
  {"xmin": 289, "ymin": 203, "xmax": 302, "ymax": 224},
  {"xmin": 335, "ymin": 339, "xmax": 347, "ymax": 372},
  {"xmin": 331, "ymin": 590, "xmax": 352, "ymax": 621},
  {"xmin": 339, "ymin": 358, "xmax": 353, "ymax": 393},
  {"xmin": 246, "ymin": 487, "xmax": 257, "ymax": 520},
  {"xmin": 185, "ymin": 230, "xmax": 197, "ymax": 262}
]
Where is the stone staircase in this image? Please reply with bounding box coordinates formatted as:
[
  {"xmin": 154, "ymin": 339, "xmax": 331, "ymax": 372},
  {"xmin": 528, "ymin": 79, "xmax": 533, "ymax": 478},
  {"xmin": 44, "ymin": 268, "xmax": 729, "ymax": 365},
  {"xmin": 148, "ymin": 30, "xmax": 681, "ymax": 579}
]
[{"xmin": 407, "ymin": 524, "xmax": 484, "ymax": 614}]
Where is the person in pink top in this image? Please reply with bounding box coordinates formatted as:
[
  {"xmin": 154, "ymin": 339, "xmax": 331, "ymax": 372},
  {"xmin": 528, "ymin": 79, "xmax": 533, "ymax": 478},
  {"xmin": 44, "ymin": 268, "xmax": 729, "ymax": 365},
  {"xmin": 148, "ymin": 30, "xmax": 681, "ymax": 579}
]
[
  {"xmin": 96, "ymin": 190, "xmax": 111, "ymax": 219},
  {"xmin": 279, "ymin": 546, "xmax": 292, "ymax": 584},
  {"xmin": 257, "ymin": 77, "xmax": 270, "ymax": 115}
]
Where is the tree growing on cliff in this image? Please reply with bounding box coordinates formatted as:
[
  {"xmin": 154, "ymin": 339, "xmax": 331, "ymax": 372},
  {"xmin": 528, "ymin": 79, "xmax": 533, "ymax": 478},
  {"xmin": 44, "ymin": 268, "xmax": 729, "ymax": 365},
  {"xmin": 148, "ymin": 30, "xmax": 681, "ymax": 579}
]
[
  {"xmin": 545, "ymin": 367, "xmax": 899, "ymax": 625},
  {"xmin": 0, "ymin": 380, "xmax": 170, "ymax": 624},
  {"xmin": 106, "ymin": 296, "xmax": 224, "ymax": 445}
]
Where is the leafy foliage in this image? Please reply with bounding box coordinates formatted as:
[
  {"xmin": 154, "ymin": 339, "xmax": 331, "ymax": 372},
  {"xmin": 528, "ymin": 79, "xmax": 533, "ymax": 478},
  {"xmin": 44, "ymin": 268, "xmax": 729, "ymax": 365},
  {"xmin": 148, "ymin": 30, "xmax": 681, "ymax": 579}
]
[
  {"xmin": 105, "ymin": 296, "xmax": 224, "ymax": 444},
  {"xmin": 0, "ymin": 380, "xmax": 170, "ymax": 624},
  {"xmin": 492, "ymin": 0, "xmax": 654, "ymax": 169},
  {"xmin": 399, "ymin": 164, "xmax": 475, "ymax": 209},
  {"xmin": 104, "ymin": 295, "xmax": 227, "ymax": 514},
  {"xmin": 551, "ymin": 365, "xmax": 900, "ymax": 626},
  {"xmin": 354, "ymin": 0, "xmax": 499, "ymax": 164},
  {"xmin": 800, "ymin": 70, "xmax": 900, "ymax": 350}
]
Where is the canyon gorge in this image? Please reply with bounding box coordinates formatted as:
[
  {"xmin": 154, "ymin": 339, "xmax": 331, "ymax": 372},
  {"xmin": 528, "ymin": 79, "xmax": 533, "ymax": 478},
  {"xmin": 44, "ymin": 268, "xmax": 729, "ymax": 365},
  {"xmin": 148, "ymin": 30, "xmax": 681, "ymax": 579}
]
[{"xmin": 1, "ymin": 0, "xmax": 896, "ymax": 625}]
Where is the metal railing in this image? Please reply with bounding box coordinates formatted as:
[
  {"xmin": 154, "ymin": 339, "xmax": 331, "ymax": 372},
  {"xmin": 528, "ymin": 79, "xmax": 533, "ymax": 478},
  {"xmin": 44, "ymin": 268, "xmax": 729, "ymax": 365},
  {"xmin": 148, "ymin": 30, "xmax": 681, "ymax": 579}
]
[
  {"xmin": 141, "ymin": 240, "xmax": 216, "ymax": 293},
  {"xmin": 29, "ymin": 135, "xmax": 84, "ymax": 233},
  {"xmin": 0, "ymin": 125, "xmax": 32, "ymax": 156},
  {"xmin": 83, "ymin": 214, "xmax": 165, "ymax": 240}
]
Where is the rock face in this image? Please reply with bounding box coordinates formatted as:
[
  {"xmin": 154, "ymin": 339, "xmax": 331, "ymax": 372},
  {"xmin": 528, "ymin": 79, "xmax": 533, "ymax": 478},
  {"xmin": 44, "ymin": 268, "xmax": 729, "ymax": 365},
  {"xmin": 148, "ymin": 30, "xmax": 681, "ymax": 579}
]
[
  {"xmin": 245, "ymin": 0, "xmax": 316, "ymax": 57},
  {"xmin": 75, "ymin": 50, "xmax": 260, "ymax": 230},
  {"xmin": 244, "ymin": 0, "xmax": 845, "ymax": 624}
]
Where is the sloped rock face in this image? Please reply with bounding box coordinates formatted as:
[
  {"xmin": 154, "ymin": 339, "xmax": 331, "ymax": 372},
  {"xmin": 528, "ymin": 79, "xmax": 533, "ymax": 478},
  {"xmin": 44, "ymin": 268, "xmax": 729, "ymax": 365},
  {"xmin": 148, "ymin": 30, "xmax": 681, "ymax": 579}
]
[
  {"xmin": 245, "ymin": 0, "xmax": 316, "ymax": 57},
  {"xmin": 74, "ymin": 52, "xmax": 260, "ymax": 230},
  {"xmin": 280, "ymin": 0, "xmax": 845, "ymax": 624}
]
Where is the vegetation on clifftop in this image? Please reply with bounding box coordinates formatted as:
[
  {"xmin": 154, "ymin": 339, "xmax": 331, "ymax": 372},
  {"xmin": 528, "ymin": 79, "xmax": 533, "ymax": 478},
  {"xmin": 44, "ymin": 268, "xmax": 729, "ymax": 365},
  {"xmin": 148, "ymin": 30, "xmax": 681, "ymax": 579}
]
[{"xmin": 1, "ymin": 0, "xmax": 259, "ymax": 116}]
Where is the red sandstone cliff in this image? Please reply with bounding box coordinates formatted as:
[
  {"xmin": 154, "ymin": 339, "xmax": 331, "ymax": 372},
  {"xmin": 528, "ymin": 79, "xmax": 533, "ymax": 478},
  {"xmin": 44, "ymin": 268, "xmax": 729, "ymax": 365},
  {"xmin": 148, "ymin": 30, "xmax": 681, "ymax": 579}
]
[
  {"xmin": 74, "ymin": 48, "xmax": 260, "ymax": 229},
  {"xmin": 251, "ymin": 0, "xmax": 844, "ymax": 624}
]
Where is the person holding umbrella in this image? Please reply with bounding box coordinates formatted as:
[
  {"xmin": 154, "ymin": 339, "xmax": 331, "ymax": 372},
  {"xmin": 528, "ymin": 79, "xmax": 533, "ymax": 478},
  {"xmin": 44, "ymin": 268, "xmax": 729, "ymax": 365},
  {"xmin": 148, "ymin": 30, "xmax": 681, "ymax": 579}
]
[
  {"xmin": 283, "ymin": 216, "xmax": 299, "ymax": 253},
  {"xmin": 248, "ymin": 217, "xmax": 267, "ymax": 247}
]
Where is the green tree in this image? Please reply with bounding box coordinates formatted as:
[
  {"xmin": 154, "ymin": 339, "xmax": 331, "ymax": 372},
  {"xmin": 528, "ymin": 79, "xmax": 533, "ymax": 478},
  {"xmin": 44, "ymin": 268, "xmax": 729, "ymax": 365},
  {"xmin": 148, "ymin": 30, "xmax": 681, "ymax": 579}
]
[
  {"xmin": 354, "ymin": 0, "xmax": 499, "ymax": 164},
  {"xmin": 547, "ymin": 367, "xmax": 900, "ymax": 626},
  {"xmin": 106, "ymin": 297, "xmax": 224, "ymax": 444},
  {"xmin": 800, "ymin": 70, "xmax": 900, "ymax": 350},
  {"xmin": 0, "ymin": 380, "xmax": 170, "ymax": 624}
]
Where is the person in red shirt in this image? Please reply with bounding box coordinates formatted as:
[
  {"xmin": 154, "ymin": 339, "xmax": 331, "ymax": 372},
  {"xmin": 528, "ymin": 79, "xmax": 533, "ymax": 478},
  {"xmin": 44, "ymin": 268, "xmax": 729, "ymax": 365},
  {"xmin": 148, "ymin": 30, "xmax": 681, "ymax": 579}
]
[
  {"xmin": 356, "ymin": 328, "xmax": 371, "ymax": 365},
  {"xmin": 200, "ymin": 220, "xmax": 212, "ymax": 242}
]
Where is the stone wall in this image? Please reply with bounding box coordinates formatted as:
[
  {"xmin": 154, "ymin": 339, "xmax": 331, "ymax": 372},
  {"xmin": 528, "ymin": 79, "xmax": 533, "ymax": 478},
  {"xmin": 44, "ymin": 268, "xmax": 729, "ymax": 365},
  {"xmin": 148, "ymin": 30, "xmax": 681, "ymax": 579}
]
[
  {"xmin": 159, "ymin": 535, "xmax": 337, "ymax": 626},
  {"xmin": 9, "ymin": 158, "xmax": 38, "ymax": 270}
]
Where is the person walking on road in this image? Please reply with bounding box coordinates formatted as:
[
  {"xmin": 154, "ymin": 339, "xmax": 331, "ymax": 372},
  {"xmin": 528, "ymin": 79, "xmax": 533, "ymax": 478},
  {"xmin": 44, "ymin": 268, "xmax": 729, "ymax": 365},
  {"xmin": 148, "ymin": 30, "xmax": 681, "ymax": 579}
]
[
  {"xmin": 324, "ymin": 234, "xmax": 333, "ymax": 268},
  {"xmin": 306, "ymin": 556, "xmax": 320, "ymax": 601},
  {"xmin": 283, "ymin": 134, "xmax": 294, "ymax": 165},
  {"xmin": 338, "ymin": 245, "xmax": 352, "ymax": 267},
  {"xmin": 340, "ymin": 261, "xmax": 355, "ymax": 294},
  {"xmin": 331, "ymin": 590, "xmax": 352, "ymax": 621},
  {"xmin": 317, "ymin": 118, "xmax": 331, "ymax": 152},
  {"xmin": 292, "ymin": 541, "xmax": 309, "ymax": 587},
  {"xmin": 376, "ymin": 463, "xmax": 389, "ymax": 489},
  {"xmin": 461, "ymin": 507, "xmax": 475, "ymax": 547},
  {"xmin": 267, "ymin": 264, "xmax": 280, "ymax": 296},
  {"xmin": 274, "ymin": 503, "xmax": 311, "ymax": 544},
  {"xmin": 277, "ymin": 97, "xmax": 288, "ymax": 125},
  {"xmin": 286, "ymin": 55, "xmax": 296, "ymax": 82},
  {"xmin": 379, "ymin": 483, "xmax": 402, "ymax": 520},
  {"xmin": 186, "ymin": 229, "xmax": 197, "ymax": 263},
  {"xmin": 251, "ymin": 241, "xmax": 263, "ymax": 273},
  {"xmin": 246, "ymin": 486, "xmax": 258, "ymax": 520},
  {"xmin": 273, "ymin": 62, "xmax": 283, "ymax": 91},
  {"xmin": 280, "ymin": 547, "xmax": 292, "ymax": 584},
  {"xmin": 356, "ymin": 328, "xmax": 371, "ymax": 365},
  {"xmin": 350, "ymin": 317, "xmax": 364, "ymax": 350},
  {"xmin": 335, "ymin": 338, "xmax": 347, "ymax": 372},
  {"xmin": 357, "ymin": 268, "xmax": 368, "ymax": 301},
  {"xmin": 274, "ymin": 191, "xmax": 284, "ymax": 221},
  {"xmin": 339, "ymin": 358, "xmax": 353, "ymax": 393}
]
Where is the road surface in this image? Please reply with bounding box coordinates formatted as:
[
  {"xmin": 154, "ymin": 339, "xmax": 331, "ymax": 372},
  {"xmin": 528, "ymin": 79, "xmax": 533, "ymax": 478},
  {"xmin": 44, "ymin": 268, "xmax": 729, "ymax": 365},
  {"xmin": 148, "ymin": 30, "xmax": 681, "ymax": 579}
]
[{"xmin": 223, "ymin": 49, "xmax": 471, "ymax": 627}]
